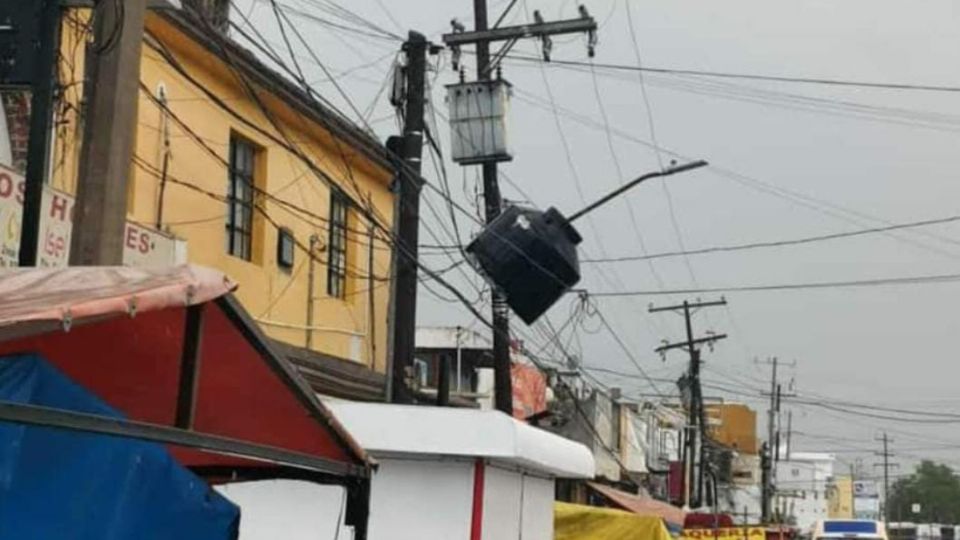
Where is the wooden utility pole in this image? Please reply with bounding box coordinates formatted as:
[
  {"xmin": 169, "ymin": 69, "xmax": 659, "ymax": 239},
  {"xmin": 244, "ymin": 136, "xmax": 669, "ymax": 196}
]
[
  {"xmin": 388, "ymin": 31, "xmax": 431, "ymax": 404},
  {"xmin": 443, "ymin": 3, "xmax": 596, "ymax": 416},
  {"xmin": 19, "ymin": 0, "xmax": 61, "ymax": 266},
  {"xmin": 70, "ymin": 0, "xmax": 148, "ymax": 265},
  {"xmin": 650, "ymin": 298, "xmax": 727, "ymax": 508},
  {"xmin": 874, "ymin": 432, "xmax": 898, "ymax": 524}
]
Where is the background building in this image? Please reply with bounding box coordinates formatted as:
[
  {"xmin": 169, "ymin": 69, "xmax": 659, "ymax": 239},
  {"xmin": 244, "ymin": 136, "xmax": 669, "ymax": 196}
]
[
  {"xmin": 776, "ymin": 452, "xmax": 836, "ymax": 529},
  {"xmin": 16, "ymin": 6, "xmax": 397, "ymax": 381}
]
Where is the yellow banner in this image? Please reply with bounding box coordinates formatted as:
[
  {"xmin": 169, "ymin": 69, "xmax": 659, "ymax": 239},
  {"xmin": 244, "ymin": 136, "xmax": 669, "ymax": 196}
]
[
  {"xmin": 682, "ymin": 528, "xmax": 766, "ymax": 540},
  {"xmin": 555, "ymin": 502, "xmax": 673, "ymax": 540}
]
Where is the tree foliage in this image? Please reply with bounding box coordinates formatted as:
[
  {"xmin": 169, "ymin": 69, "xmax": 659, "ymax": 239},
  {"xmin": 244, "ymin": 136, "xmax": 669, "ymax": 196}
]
[{"xmin": 888, "ymin": 461, "xmax": 960, "ymax": 523}]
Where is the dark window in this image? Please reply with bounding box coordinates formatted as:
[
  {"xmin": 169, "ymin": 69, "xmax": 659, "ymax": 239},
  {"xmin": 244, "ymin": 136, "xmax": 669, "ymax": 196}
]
[
  {"xmin": 327, "ymin": 190, "xmax": 348, "ymax": 298},
  {"xmin": 226, "ymin": 135, "xmax": 257, "ymax": 260},
  {"xmin": 277, "ymin": 228, "xmax": 295, "ymax": 270}
]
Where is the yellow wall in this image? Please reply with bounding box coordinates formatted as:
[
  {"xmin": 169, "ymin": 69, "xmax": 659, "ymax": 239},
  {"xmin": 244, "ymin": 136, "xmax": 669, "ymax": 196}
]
[
  {"xmin": 52, "ymin": 11, "xmax": 394, "ymax": 370},
  {"xmin": 707, "ymin": 403, "xmax": 759, "ymax": 455},
  {"xmin": 828, "ymin": 476, "xmax": 854, "ymax": 518}
]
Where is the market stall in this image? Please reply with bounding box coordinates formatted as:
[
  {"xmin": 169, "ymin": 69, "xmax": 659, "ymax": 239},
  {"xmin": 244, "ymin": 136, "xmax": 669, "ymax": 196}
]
[
  {"xmin": 326, "ymin": 401, "xmax": 595, "ymax": 540},
  {"xmin": 0, "ymin": 265, "xmax": 372, "ymax": 538}
]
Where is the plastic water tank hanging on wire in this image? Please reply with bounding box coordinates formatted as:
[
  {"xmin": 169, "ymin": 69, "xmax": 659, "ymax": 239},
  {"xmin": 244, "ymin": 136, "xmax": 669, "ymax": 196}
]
[
  {"xmin": 466, "ymin": 205, "xmax": 581, "ymax": 324},
  {"xmin": 463, "ymin": 161, "xmax": 709, "ymax": 325}
]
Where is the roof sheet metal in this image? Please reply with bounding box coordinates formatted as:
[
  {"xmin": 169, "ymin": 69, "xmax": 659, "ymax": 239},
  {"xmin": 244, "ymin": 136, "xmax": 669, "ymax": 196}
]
[
  {"xmin": 587, "ymin": 481, "xmax": 687, "ymax": 528},
  {"xmin": 0, "ymin": 264, "xmax": 233, "ymax": 328},
  {"xmin": 325, "ymin": 401, "xmax": 595, "ymax": 478}
]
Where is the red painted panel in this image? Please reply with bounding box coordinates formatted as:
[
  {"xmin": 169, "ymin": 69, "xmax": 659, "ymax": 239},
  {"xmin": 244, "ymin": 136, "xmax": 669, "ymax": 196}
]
[
  {"xmin": 470, "ymin": 459, "xmax": 485, "ymax": 540},
  {"xmin": 0, "ymin": 304, "xmax": 353, "ymax": 466},
  {"xmin": 0, "ymin": 309, "xmax": 184, "ymax": 425},
  {"xmin": 192, "ymin": 304, "xmax": 350, "ymax": 463}
]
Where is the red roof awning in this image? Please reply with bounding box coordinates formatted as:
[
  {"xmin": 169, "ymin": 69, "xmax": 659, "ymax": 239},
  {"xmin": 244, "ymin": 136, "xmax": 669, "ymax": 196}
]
[
  {"xmin": 588, "ymin": 482, "xmax": 687, "ymax": 528},
  {"xmin": 0, "ymin": 265, "xmax": 369, "ymax": 477}
]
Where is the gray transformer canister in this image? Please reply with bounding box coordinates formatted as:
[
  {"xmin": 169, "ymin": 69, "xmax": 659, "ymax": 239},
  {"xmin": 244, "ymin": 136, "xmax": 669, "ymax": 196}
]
[{"xmin": 445, "ymin": 79, "xmax": 513, "ymax": 165}]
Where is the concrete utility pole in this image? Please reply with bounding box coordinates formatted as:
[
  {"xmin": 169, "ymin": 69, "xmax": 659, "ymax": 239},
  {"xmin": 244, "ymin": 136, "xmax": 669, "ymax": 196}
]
[
  {"xmin": 444, "ymin": 2, "xmax": 596, "ymax": 415},
  {"xmin": 650, "ymin": 298, "xmax": 727, "ymax": 508},
  {"xmin": 388, "ymin": 32, "xmax": 431, "ymax": 404},
  {"xmin": 19, "ymin": 0, "xmax": 61, "ymax": 266},
  {"xmin": 757, "ymin": 357, "xmax": 796, "ymax": 521},
  {"xmin": 70, "ymin": 0, "xmax": 148, "ymax": 265},
  {"xmin": 761, "ymin": 441, "xmax": 771, "ymax": 523},
  {"xmin": 471, "ymin": 0, "xmax": 513, "ymax": 415},
  {"xmin": 874, "ymin": 432, "xmax": 898, "ymax": 524}
]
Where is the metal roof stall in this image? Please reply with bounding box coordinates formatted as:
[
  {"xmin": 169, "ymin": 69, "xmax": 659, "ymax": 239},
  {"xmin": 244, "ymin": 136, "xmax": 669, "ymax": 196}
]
[
  {"xmin": 327, "ymin": 401, "xmax": 596, "ymax": 540},
  {"xmin": 0, "ymin": 265, "xmax": 373, "ymax": 538}
]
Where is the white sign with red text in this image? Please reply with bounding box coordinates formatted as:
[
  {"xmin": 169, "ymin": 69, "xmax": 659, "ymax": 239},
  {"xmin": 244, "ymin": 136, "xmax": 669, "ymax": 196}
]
[{"xmin": 0, "ymin": 166, "xmax": 184, "ymax": 267}]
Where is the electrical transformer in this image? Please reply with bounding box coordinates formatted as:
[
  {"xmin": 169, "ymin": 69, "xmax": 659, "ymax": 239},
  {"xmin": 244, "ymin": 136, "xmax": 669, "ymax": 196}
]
[
  {"xmin": 466, "ymin": 205, "xmax": 582, "ymax": 324},
  {"xmin": 445, "ymin": 79, "xmax": 512, "ymax": 164}
]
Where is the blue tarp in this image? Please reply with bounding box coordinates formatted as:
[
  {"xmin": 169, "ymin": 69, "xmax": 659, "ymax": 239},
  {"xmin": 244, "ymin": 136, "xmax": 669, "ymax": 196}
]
[{"xmin": 0, "ymin": 353, "xmax": 240, "ymax": 540}]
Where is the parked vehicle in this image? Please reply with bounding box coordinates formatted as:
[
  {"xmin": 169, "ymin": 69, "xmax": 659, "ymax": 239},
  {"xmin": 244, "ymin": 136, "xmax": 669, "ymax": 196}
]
[{"xmin": 812, "ymin": 520, "xmax": 888, "ymax": 540}]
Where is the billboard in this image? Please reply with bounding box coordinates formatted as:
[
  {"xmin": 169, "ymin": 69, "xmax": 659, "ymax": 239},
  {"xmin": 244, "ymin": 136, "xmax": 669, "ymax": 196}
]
[
  {"xmin": 828, "ymin": 477, "xmax": 854, "ymax": 518},
  {"xmin": 0, "ymin": 166, "xmax": 183, "ymax": 267},
  {"xmin": 853, "ymin": 480, "xmax": 880, "ymax": 498}
]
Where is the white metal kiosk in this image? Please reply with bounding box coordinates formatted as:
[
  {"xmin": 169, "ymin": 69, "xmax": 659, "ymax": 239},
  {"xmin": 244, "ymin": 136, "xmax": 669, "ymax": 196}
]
[{"xmin": 326, "ymin": 402, "xmax": 595, "ymax": 540}]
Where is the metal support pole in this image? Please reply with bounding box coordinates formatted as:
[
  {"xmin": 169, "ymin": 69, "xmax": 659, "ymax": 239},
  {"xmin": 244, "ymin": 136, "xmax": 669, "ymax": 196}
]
[
  {"xmin": 306, "ymin": 234, "xmax": 318, "ymax": 349},
  {"xmin": 70, "ymin": 0, "xmax": 148, "ymax": 265},
  {"xmin": 761, "ymin": 441, "xmax": 771, "ymax": 523},
  {"xmin": 175, "ymin": 304, "xmax": 205, "ymax": 428},
  {"xmin": 455, "ymin": 325, "xmax": 463, "ymax": 394},
  {"xmin": 436, "ymin": 354, "xmax": 450, "ymax": 406},
  {"xmin": 19, "ymin": 0, "xmax": 61, "ymax": 266},
  {"xmin": 388, "ymin": 31, "xmax": 428, "ymax": 404}
]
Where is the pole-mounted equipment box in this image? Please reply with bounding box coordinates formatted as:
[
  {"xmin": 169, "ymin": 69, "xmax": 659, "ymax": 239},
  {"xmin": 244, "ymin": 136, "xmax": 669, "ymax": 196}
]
[
  {"xmin": 466, "ymin": 205, "xmax": 581, "ymax": 324},
  {"xmin": 445, "ymin": 79, "xmax": 512, "ymax": 164}
]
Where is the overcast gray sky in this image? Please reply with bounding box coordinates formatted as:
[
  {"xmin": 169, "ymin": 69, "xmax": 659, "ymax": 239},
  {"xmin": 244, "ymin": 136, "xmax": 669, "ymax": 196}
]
[{"xmin": 238, "ymin": 0, "xmax": 960, "ymax": 475}]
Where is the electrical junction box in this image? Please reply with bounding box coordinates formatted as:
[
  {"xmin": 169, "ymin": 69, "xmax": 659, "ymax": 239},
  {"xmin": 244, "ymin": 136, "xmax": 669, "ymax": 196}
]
[
  {"xmin": 445, "ymin": 79, "xmax": 512, "ymax": 164},
  {"xmin": 466, "ymin": 205, "xmax": 582, "ymax": 324}
]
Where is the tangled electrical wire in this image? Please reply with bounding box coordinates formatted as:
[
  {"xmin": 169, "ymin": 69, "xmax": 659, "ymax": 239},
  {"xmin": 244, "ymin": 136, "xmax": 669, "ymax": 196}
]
[{"xmin": 93, "ymin": 0, "xmax": 124, "ymax": 55}]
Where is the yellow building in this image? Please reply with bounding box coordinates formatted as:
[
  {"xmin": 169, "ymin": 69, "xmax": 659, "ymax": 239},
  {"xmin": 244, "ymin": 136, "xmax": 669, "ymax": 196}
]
[
  {"xmin": 35, "ymin": 6, "xmax": 395, "ymax": 375},
  {"xmin": 828, "ymin": 476, "xmax": 854, "ymax": 518},
  {"xmin": 706, "ymin": 403, "xmax": 759, "ymax": 455}
]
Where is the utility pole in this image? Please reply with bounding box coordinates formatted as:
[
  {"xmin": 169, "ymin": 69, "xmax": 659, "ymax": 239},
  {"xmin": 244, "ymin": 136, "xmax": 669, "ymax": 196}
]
[
  {"xmin": 17, "ymin": 0, "xmax": 61, "ymax": 266},
  {"xmin": 472, "ymin": 0, "xmax": 512, "ymax": 415},
  {"xmin": 757, "ymin": 357, "xmax": 796, "ymax": 521},
  {"xmin": 761, "ymin": 441, "xmax": 771, "ymax": 523},
  {"xmin": 874, "ymin": 432, "xmax": 898, "ymax": 524},
  {"xmin": 650, "ymin": 298, "xmax": 727, "ymax": 508},
  {"xmin": 388, "ymin": 32, "xmax": 433, "ymax": 404},
  {"xmin": 443, "ymin": 3, "xmax": 596, "ymax": 415},
  {"xmin": 70, "ymin": 0, "xmax": 148, "ymax": 265},
  {"xmin": 785, "ymin": 410, "xmax": 792, "ymax": 460}
]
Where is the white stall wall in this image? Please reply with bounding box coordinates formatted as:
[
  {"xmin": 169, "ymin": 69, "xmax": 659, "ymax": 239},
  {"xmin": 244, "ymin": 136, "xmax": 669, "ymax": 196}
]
[
  {"xmin": 521, "ymin": 475, "xmax": 555, "ymax": 540},
  {"xmin": 482, "ymin": 465, "xmax": 556, "ymax": 540},
  {"xmin": 483, "ymin": 465, "xmax": 523, "ymax": 539},
  {"xmin": 214, "ymin": 480, "xmax": 352, "ymax": 540},
  {"xmin": 367, "ymin": 458, "xmax": 475, "ymax": 540}
]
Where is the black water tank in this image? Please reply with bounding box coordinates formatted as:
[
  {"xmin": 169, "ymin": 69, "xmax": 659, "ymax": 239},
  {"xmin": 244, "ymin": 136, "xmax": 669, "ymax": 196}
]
[{"xmin": 466, "ymin": 205, "xmax": 582, "ymax": 324}]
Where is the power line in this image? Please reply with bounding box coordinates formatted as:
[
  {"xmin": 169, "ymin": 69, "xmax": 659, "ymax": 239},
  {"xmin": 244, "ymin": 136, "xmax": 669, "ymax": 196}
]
[
  {"xmin": 590, "ymin": 271, "xmax": 960, "ymax": 297},
  {"xmin": 583, "ymin": 213, "xmax": 960, "ymax": 263},
  {"xmin": 510, "ymin": 88, "xmax": 960, "ymax": 260},
  {"xmin": 502, "ymin": 53, "xmax": 960, "ymax": 93}
]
